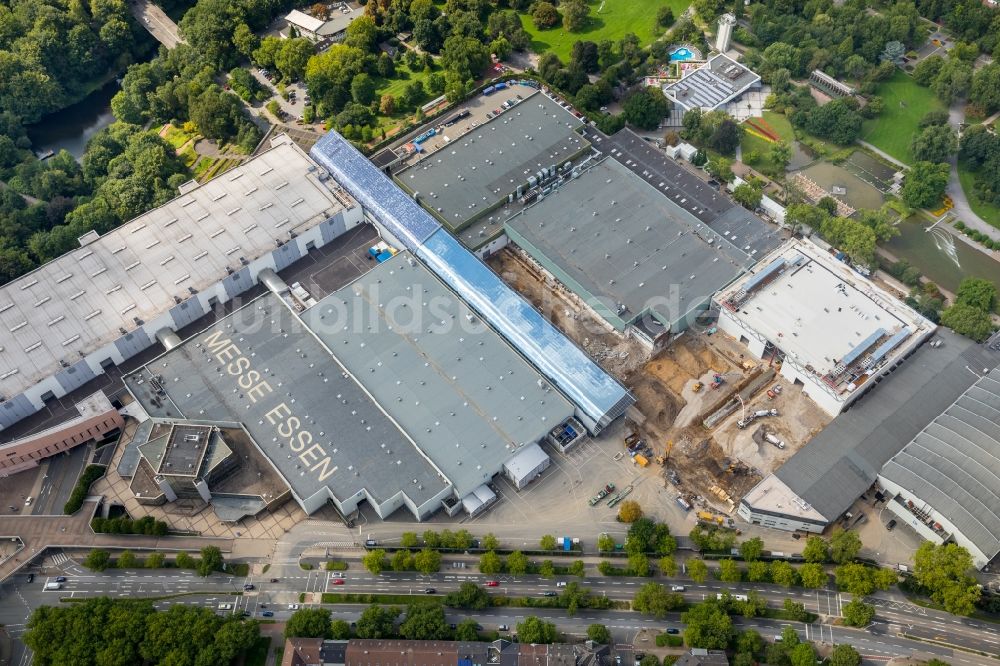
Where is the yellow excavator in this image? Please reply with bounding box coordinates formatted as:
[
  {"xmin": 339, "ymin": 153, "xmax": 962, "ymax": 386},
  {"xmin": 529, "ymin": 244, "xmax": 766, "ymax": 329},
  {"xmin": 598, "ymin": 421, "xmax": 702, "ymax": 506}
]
[{"xmin": 655, "ymin": 440, "xmax": 673, "ymax": 466}]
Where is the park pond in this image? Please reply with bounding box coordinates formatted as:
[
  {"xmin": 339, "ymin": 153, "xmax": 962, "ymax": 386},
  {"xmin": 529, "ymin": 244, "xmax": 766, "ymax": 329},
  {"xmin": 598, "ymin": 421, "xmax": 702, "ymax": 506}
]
[
  {"xmin": 886, "ymin": 216, "xmax": 1000, "ymax": 294},
  {"xmin": 26, "ymin": 78, "xmax": 119, "ymax": 160}
]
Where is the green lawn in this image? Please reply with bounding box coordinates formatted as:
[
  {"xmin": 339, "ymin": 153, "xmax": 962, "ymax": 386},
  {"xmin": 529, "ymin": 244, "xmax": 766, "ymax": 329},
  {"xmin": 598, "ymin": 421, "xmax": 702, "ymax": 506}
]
[
  {"xmin": 740, "ymin": 111, "xmax": 794, "ymax": 176},
  {"xmin": 861, "ymin": 71, "xmax": 945, "ymax": 165},
  {"xmin": 958, "ymin": 160, "xmax": 1000, "ymax": 230},
  {"xmin": 375, "ymin": 63, "xmax": 434, "ymax": 100},
  {"xmin": 519, "ymin": 0, "xmax": 691, "ymax": 62}
]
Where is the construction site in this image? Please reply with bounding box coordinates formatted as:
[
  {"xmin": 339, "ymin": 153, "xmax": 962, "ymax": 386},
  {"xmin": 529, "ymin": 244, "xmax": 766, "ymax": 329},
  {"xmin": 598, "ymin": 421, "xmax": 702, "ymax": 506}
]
[{"xmin": 488, "ymin": 244, "xmax": 832, "ymax": 524}]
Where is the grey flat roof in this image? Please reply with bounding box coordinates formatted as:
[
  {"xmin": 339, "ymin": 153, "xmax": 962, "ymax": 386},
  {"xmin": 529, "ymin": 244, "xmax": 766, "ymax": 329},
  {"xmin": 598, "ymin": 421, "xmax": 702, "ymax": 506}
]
[
  {"xmin": 663, "ymin": 54, "xmax": 760, "ymax": 111},
  {"xmin": 0, "ymin": 141, "xmax": 350, "ymax": 399},
  {"xmin": 881, "ymin": 367, "xmax": 1000, "ymax": 562},
  {"xmin": 507, "ymin": 158, "xmax": 750, "ymax": 328},
  {"xmin": 159, "ymin": 424, "xmax": 212, "ymax": 476},
  {"xmin": 768, "ymin": 328, "xmax": 997, "ymax": 521},
  {"xmin": 395, "ymin": 92, "xmax": 588, "ymax": 230},
  {"xmin": 125, "ymin": 292, "xmax": 448, "ymax": 509},
  {"xmin": 301, "ymin": 252, "xmax": 574, "ymax": 497}
]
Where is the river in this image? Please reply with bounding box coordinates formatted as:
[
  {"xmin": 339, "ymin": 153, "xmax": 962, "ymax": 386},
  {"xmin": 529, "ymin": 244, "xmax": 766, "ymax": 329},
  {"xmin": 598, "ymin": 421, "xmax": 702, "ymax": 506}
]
[
  {"xmin": 25, "ymin": 78, "xmax": 120, "ymax": 160},
  {"xmin": 885, "ymin": 216, "xmax": 1000, "ymax": 294}
]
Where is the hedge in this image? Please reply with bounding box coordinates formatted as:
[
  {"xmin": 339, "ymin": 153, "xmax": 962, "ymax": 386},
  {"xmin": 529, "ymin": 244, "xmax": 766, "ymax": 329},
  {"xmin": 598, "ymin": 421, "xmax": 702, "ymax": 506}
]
[{"xmin": 64, "ymin": 465, "xmax": 107, "ymax": 515}]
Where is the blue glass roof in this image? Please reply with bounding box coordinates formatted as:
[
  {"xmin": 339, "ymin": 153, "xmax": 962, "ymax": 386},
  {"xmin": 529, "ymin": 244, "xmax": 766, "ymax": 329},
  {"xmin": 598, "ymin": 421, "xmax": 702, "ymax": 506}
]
[{"xmin": 311, "ymin": 131, "xmax": 441, "ymax": 250}]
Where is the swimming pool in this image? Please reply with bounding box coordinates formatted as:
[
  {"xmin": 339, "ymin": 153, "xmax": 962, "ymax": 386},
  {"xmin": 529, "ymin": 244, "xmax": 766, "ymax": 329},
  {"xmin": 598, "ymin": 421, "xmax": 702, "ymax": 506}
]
[{"xmin": 670, "ymin": 47, "xmax": 694, "ymax": 61}]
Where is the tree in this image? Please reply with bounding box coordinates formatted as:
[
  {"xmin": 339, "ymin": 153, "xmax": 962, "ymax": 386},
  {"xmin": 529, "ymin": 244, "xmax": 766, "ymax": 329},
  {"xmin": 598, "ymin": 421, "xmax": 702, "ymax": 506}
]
[
  {"xmin": 770, "ymin": 560, "xmax": 798, "ymax": 587},
  {"xmin": 147, "ymin": 552, "xmax": 165, "ymax": 569},
  {"xmin": 769, "ymin": 141, "xmax": 792, "ymax": 171},
  {"xmin": 355, "ymin": 605, "xmax": 399, "ymax": 639},
  {"xmin": 454, "ymin": 618, "xmax": 480, "ymax": 641},
  {"xmin": 386, "ymin": 551, "xmax": 408, "ymax": 574},
  {"xmin": 656, "ymin": 6, "xmax": 675, "ymax": 27},
  {"xmin": 834, "ymin": 563, "xmax": 880, "ymax": 595},
  {"xmin": 706, "ymin": 156, "xmax": 734, "ymax": 183},
  {"xmin": 683, "ymin": 602, "xmax": 735, "ymax": 649},
  {"xmin": 351, "ymin": 73, "xmax": 377, "ymax": 106},
  {"xmin": 414, "ymin": 548, "xmax": 442, "ymax": 574},
  {"xmin": 479, "ymin": 550, "xmax": 503, "ymax": 574},
  {"xmin": 707, "ymin": 118, "xmax": 742, "ymax": 155},
  {"xmin": 797, "ymin": 98, "xmax": 863, "ymax": 144},
  {"xmin": 717, "ymin": 559, "xmax": 742, "ymax": 583},
  {"xmin": 828, "ymin": 529, "xmax": 862, "ymax": 564},
  {"xmin": 914, "ymin": 541, "xmax": 981, "ymax": 615},
  {"xmin": 623, "ymin": 88, "xmax": 670, "ymax": 131},
  {"xmin": 688, "ymin": 559, "xmax": 709, "ymax": 583},
  {"xmin": 117, "ymin": 550, "xmax": 138, "ymax": 569},
  {"xmin": 531, "ymin": 2, "xmax": 560, "ymax": 29},
  {"xmin": 344, "ymin": 15, "xmax": 378, "ymax": 52},
  {"xmin": 176, "ymin": 552, "xmax": 196, "ymax": 569},
  {"xmin": 517, "ymin": 616, "xmax": 558, "ymax": 644},
  {"xmin": 445, "ymin": 582, "xmax": 490, "ymax": 609},
  {"xmin": 659, "ymin": 556, "xmax": 678, "ymax": 577},
  {"xmin": 942, "ymin": 303, "xmax": 995, "ymax": 342},
  {"xmin": 482, "ymin": 533, "xmax": 499, "ymax": 551},
  {"xmin": 902, "ymin": 161, "xmax": 949, "ymax": 209},
  {"xmin": 829, "ymin": 644, "xmax": 861, "ymax": 666},
  {"xmin": 540, "ymin": 534, "xmax": 558, "ymax": 551},
  {"xmin": 789, "ymin": 641, "xmax": 816, "ymax": 666},
  {"xmin": 618, "ymin": 500, "xmax": 643, "ymax": 523},
  {"xmin": 561, "ymin": 0, "xmax": 589, "ymax": 31},
  {"xmin": 539, "ymin": 560, "xmax": 556, "ymax": 578},
  {"xmin": 733, "ymin": 182, "xmax": 763, "ymax": 210},
  {"xmin": 629, "ymin": 553, "xmax": 651, "ymax": 576},
  {"xmin": 401, "ymin": 532, "xmax": 419, "ymax": 548},
  {"xmin": 842, "ymin": 598, "xmax": 875, "ymax": 627},
  {"xmin": 197, "ymin": 546, "xmax": 223, "ymax": 577},
  {"xmin": 587, "ymin": 623, "xmax": 611, "ymax": 643},
  {"xmin": 746, "ymin": 561, "xmax": 770, "ymax": 582},
  {"xmin": 911, "ymin": 124, "xmax": 958, "ymax": 163},
  {"xmin": 364, "ymin": 549, "xmax": 387, "ymax": 574},
  {"xmin": 956, "ymin": 277, "xmax": 997, "ymax": 312},
  {"xmin": 507, "ymin": 550, "xmax": 529, "ymax": 575},
  {"xmin": 84, "ymin": 549, "xmax": 112, "ymax": 572},
  {"xmin": 803, "ymin": 536, "xmax": 829, "ymax": 563},
  {"xmin": 970, "ymin": 63, "xmax": 1000, "ymax": 114},
  {"xmin": 598, "ymin": 534, "xmax": 616, "ymax": 552},
  {"xmin": 633, "ymin": 583, "xmax": 684, "ymax": 618},
  {"xmin": 285, "ymin": 608, "xmax": 332, "ymax": 638},
  {"xmin": 399, "ymin": 602, "xmax": 449, "ymax": 640},
  {"xmin": 323, "ymin": 618, "xmax": 348, "ymax": 640},
  {"xmin": 783, "ymin": 598, "xmax": 809, "ymax": 622},
  {"xmin": 441, "ymin": 35, "xmax": 488, "ymax": 80},
  {"xmin": 799, "ymin": 563, "xmax": 828, "ymax": 589}
]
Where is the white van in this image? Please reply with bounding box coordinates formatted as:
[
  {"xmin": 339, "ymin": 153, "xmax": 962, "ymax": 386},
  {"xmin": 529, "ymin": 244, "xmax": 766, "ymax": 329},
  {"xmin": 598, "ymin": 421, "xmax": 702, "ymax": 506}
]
[{"xmin": 44, "ymin": 582, "xmax": 62, "ymax": 591}]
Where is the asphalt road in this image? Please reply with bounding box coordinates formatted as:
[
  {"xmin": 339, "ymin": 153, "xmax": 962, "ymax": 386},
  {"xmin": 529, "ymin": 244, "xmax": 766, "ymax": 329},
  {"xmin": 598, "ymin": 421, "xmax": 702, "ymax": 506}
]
[
  {"xmin": 7, "ymin": 552, "xmax": 999, "ymax": 666},
  {"xmin": 31, "ymin": 445, "xmax": 89, "ymax": 516},
  {"xmin": 128, "ymin": 0, "xmax": 183, "ymax": 48}
]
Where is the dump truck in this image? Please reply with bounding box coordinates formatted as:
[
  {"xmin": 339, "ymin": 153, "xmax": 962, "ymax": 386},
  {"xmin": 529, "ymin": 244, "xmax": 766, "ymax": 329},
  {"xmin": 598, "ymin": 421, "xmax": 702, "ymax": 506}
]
[
  {"xmin": 697, "ymin": 510, "xmax": 725, "ymax": 525},
  {"xmin": 633, "ymin": 454, "xmax": 649, "ymax": 467},
  {"xmin": 692, "ymin": 381, "xmax": 703, "ymax": 393}
]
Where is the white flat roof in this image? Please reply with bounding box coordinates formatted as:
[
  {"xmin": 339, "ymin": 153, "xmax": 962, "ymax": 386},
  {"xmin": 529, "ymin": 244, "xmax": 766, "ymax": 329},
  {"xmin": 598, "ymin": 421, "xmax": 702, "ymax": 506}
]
[
  {"xmin": 717, "ymin": 239, "xmax": 930, "ymax": 377},
  {"xmin": 285, "ymin": 9, "xmax": 325, "ymax": 33},
  {"xmin": 742, "ymin": 474, "xmax": 827, "ymax": 522},
  {"xmin": 0, "ymin": 140, "xmax": 351, "ymax": 398}
]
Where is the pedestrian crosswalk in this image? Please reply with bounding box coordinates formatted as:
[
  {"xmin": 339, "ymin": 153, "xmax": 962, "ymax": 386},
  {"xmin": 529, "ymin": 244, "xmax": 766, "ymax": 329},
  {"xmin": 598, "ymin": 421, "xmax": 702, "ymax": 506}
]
[{"xmin": 47, "ymin": 552, "xmax": 70, "ymax": 567}]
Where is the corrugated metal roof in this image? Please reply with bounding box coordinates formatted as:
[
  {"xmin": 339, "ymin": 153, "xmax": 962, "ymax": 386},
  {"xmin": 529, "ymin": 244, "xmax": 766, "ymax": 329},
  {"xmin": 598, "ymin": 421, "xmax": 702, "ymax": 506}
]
[
  {"xmin": 770, "ymin": 328, "xmax": 994, "ymax": 521},
  {"xmin": 881, "ymin": 368, "xmax": 1000, "ymax": 561}
]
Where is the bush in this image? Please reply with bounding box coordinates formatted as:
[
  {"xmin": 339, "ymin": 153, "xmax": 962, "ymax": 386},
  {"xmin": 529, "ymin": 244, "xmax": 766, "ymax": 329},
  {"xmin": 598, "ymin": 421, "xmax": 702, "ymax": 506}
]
[
  {"xmin": 64, "ymin": 465, "xmax": 107, "ymax": 514},
  {"xmin": 91, "ymin": 515, "xmax": 169, "ymax": 536},
  {"xmin": 325, "ymin": 560, "xmax": 349, "ymax": 571},
  {"xmin": 656, "ymin": 633, "xmax": 684, "ymax": 647}
]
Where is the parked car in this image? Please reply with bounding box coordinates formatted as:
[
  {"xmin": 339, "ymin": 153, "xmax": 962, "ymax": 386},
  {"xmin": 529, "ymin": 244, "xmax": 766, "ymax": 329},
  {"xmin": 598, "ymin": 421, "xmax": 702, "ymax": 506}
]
[
  {"xmin": 887, "ymin": 519, "xmax": 897, "ymax": 531},
  {"xmin": 666, "ymin": 628, "xmax": 679, "ymax": 635},
  {"xmin": 498, "ymin": 624, "xmax": 509, "ymax": 632}
]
